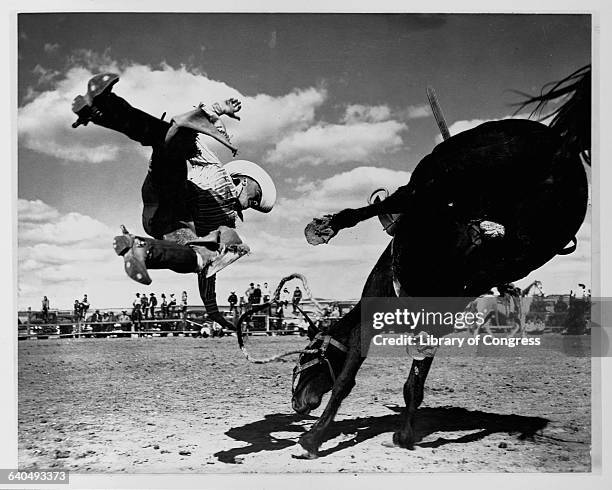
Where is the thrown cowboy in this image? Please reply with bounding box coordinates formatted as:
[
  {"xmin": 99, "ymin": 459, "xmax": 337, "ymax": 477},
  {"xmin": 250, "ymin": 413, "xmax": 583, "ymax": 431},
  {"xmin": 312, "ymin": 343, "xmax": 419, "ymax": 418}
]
[{"xmin": 72, "ymin": 73, "xmax": 276, "ymax": 329}]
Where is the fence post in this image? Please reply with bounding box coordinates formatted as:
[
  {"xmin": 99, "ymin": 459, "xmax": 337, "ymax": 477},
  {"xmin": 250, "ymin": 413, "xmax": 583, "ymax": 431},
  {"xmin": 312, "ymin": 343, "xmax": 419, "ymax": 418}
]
[{"xmin": 27, "ymin": 307, "xmax": 32, "ymax": 338}]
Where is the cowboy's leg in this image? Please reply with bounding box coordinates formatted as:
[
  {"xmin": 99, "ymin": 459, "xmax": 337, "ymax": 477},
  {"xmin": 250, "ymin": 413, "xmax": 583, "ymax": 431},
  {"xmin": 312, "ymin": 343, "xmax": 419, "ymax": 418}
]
[
  {"xmin": 115, "ymin": 223, "xmax": 245, "ymax": 285},
  {"xmin": 85, "ymin": 91, "xmax": 171, "ymax": 148},
  {"xmin": 114, "ymin": 234, "xmax": 200, "ymax": 285}
]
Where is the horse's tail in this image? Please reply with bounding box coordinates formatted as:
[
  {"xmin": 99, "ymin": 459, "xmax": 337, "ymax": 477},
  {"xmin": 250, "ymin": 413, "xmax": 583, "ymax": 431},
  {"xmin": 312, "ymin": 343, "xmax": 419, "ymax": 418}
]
[{"xmin": 514, "ymin": 64, "xmax": 591, "ymax": 164}]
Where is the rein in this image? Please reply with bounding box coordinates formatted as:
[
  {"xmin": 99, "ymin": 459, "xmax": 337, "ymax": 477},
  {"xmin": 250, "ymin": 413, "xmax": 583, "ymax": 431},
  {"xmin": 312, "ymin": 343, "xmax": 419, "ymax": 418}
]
[{"xmin": 235, "ymin": 273, "xmax": 326, "ymax": 364}]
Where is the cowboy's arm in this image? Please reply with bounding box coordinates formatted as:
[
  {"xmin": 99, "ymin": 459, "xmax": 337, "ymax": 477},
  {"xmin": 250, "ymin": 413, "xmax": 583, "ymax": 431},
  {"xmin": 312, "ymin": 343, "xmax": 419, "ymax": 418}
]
[{"xmin": 304, "ymin": 183, "xmax": 412, "ymax": 245}]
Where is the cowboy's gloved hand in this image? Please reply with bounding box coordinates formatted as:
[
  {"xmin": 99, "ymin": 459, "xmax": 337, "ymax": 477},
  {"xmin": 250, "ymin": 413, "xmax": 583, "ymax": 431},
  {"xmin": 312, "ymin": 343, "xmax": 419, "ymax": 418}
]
[
  {"xmin": 304, "ymin": 216, "xmax": 336, "ymax": 245},
  {"xmin": 212, "ymin": 98, "xmax": 242, "ymax": 120}
]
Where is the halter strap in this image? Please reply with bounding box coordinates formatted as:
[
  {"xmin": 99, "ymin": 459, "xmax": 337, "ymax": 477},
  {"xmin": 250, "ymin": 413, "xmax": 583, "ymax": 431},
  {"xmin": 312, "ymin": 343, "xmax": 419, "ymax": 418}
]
[{"xmin": 292, "ymin": 333, "xmax": 348, "ymax": 392}]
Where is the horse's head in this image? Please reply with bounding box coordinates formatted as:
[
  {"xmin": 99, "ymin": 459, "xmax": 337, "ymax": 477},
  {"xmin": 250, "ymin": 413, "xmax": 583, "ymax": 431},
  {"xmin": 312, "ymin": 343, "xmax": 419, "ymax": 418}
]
[{"xmin": 291, "ymin": 324, "xmax": 348, "ymax": 415}]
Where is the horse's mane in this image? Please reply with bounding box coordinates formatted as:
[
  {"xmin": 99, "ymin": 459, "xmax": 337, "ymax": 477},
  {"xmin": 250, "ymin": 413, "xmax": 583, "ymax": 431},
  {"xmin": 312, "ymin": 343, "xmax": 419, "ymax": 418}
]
[{"xmin": 513, "ymin": 64, "xmax": 591, "ymax": 164}]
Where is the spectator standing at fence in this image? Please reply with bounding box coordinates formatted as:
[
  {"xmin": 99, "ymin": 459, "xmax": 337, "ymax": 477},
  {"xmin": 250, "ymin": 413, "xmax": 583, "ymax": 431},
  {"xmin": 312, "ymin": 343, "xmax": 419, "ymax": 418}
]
[
  {"xmin": 181, "ymin": 290, "xmax": 188, "ymax": 318},
  {"xmin": 160, "ymin": 293, "xmax": 168, "ymax": 318},
  {"xmin": 245, "ymin": 283, "xmax": 255, "ymax": 304},
  {"xmin": 228, "ymin": 291, "xmax": 238, "ymax": 313},
  {"xmin": 80, "ymin": 294, "xmax": 90, "ymax": 320},
  {"xmin": 73, "ymin": 299, "xmax": 81, "ymax": 322},
  {"xmin": 239, "ymin": 296, "xmax": 246, "ymax": 314},
  {"xmin": 149, "ymin": 293, "xmax": 158, "ymax": 319},
  {"xmin": 132, "ymin": 293, "xmax": 142, "ymax": 329},
  {"xmin": 140, "ymin": 293, "xmax": 149, "ymax": 319},
  {"xmin": 292, "ymin": 286, "xmax": 303, "ymax": 314},
  {"xmin": 262, "ymin": 282, "xmax": 271, "ymax": 303},
  {"xmin": 41, "ymin": 296, "xmax": 50, "ymax": 323},
  {"xmin": 169, "ymin": 294, "xmax": 177, "ymax": 318},
  {"xmin": 253, "ymin": 284, "xmax": 262, "ymax": 304}
]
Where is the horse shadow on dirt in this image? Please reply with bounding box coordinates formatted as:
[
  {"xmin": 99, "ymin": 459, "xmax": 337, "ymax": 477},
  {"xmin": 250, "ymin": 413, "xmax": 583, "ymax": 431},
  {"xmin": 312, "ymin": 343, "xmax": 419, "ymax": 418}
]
[{"xmin": 214, "ymin": 405, "xmax": 549, "ymax": 463}]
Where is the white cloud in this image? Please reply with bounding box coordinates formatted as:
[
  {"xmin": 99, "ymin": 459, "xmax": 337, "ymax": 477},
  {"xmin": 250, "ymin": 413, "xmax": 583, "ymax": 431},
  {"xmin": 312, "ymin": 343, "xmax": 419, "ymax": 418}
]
[
  {"xmin": 19, "ymin": 54, "xmax": 409, "ymax": 170},
  {"xmin": 18, "ymin": 60, "xmax": 327, "ymax": 165},
  {"xmin": 342, "ymin": 104, "xmax": 392, "ymax": 124},
  {"xmin": 404, "ymin": 103, "xmax": 431, "ymax": 119},
  {"xmin": 266, "ymin": 166, "xmax": 412, "ymax": 223},
  {"xmin": 17, "ymin": 199, "xmax": 60, "ymax": 223},
  {"xmin": 265, "ymin": 120, "xmax": 407, "ymax": 166},
  {"xmin": 19, "ymin": 200, "xmax": 115, "ymax": 246},
  {"xmin": 18, "ymin": 199, "xmax": 125, "ymax": 309}
]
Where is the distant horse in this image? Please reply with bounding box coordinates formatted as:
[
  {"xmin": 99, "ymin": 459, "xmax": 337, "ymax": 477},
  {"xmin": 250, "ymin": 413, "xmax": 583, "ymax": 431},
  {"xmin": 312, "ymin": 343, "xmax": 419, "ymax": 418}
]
[
  {"xmin": 468, "ymin": 280, "xmax": 543, "ymax": 336},
  {"xmin": 291, "ymin": 66, "xmax": 590, "ymax": 458}
]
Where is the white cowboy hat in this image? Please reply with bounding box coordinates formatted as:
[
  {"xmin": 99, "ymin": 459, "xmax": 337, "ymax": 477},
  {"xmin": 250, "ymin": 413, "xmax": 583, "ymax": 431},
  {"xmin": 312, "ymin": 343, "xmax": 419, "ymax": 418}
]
[{"xmin": 224, "ymin": 160, "xmax": 277, "ymax": 213}]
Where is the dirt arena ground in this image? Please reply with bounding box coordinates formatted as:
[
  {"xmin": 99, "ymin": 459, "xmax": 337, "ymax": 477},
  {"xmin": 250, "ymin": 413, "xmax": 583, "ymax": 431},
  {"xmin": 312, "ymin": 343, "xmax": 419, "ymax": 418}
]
[{"xmin": 18, "ymin": 334, "xmax": 591, "ymax": 473}]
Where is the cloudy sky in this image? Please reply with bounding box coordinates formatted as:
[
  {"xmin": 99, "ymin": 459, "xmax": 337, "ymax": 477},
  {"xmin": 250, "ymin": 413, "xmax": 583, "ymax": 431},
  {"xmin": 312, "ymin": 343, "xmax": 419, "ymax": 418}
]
[{"xmin": 17, "ymin": 13, "xmax": 592, "ymax": 310}]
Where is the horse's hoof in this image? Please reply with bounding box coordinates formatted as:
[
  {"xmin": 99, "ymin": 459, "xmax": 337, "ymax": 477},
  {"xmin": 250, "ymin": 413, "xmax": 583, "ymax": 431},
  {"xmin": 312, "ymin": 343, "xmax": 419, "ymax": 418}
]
[
  {"xmin": 392, "ymin": 431, "xmax": 415, "ymax": 450},
  {"xmin": 291, "ymin": 444, "xmax": 318, "ymax": 459},
  {"xmin": 381, "ymin": 440, "xmax": 399, "ymax": 448}
]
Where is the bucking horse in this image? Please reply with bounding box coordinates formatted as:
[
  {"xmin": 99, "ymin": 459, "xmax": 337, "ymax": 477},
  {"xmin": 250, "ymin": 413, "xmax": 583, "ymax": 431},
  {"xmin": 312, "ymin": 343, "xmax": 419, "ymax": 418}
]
[{"xmin": 286, "ymin": 65, "xmax": 591, "ymax": 458}]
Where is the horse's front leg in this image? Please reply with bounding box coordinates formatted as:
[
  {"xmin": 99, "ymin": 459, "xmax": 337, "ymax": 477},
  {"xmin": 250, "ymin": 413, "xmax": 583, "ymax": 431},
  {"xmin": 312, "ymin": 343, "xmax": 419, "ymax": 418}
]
[
  {"xmin": 392, "ymin": 356, "xmax": 434, "ymax": 449},
  {"xmin": 295, "ymin": 329, "xmax": 364, "ymax": 458}
]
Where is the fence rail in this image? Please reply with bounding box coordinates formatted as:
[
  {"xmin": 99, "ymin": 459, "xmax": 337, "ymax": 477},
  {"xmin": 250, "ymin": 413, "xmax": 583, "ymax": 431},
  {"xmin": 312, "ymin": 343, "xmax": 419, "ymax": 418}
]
[{"xmin": 16, "ymin": 302, "xmax": 333, "ymax": 340}]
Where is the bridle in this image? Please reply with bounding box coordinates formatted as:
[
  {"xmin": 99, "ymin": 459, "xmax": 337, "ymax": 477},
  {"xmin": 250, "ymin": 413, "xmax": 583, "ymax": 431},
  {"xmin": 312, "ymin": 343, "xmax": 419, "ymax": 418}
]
[
  {"xmin": 292, "ymin": 331, "xmax": 348, "ymax": 395},
  {"xmin": 235, "ymin": 273, "xmax": 333, "ymax": 364}
]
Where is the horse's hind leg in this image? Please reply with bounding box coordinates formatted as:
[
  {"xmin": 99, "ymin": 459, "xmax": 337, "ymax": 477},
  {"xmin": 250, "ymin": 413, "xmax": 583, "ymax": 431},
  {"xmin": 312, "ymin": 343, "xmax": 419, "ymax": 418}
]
[{"xmin": 392, "ymin": 356, "xmax": 434, "ymax": 449}]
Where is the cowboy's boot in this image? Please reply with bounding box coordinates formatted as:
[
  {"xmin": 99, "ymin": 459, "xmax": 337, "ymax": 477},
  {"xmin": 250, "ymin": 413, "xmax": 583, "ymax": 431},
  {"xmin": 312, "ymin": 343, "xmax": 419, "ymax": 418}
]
[
  {"xmin": 72, "ymin": 74, "xmax": 169, "ymax": 146},
  {"xmin": 72, "ymin": 73, "xmax": 120, "ymax": 128},
  {"xmin": 113, "ymin": 226, "xmax": 202, "ymax": 285},
  {"xmin": 113, "ymin": 226, "xmax": 152, "ymax": 285}
]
